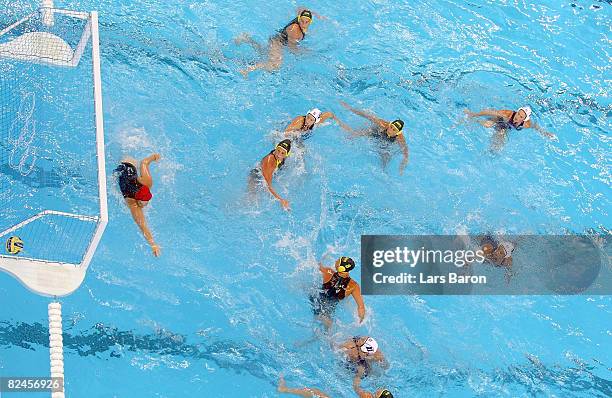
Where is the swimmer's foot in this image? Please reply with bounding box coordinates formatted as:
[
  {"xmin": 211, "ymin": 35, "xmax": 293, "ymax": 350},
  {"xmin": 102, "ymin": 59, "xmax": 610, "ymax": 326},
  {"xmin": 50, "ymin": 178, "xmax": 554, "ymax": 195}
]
[
  {"xmin": 277, "ymin": 375, "xmax": 288, "ymax": 392},
  {"xmin": 239, "ymin": 68, "xmax": 250, "ymax": 79}
]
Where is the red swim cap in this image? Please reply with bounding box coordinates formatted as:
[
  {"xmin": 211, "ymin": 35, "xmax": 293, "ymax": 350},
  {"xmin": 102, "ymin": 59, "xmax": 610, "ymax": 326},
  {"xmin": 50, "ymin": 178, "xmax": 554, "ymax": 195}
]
[{"xmin": 134, "ymin": 185, "xmax": 152, "ymax": 202}]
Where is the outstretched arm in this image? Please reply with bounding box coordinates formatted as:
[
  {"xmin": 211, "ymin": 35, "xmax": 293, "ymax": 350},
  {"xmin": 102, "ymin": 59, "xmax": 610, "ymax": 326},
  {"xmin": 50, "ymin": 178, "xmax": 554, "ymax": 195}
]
[
  {"xmin": 284, "ymin": 116, "xmax": 306, "ymax": 137},
  {"xmin": 397, "ymin": 134, "xmax": 409, "ymax": 175},
  {"xmin": 464, "ymin": 109, "xmax": 508, "ymax": 119},
  {"xmin": 352, "ymin": 370, "xmax": 373, "ymax": 398},
  {"xmin": 262, "ymin": 157, "xmax": 290, "ymax": 210},
  {"xmin": 128, "ymin": 201, "xmax": 160, "ymax": 257},
  {"xmin": 318, "ymin": 111, "xmax": 335, "ymax": 124},
  {"xmin": 531, "ymin": 122, "xmax": 557, "ymax": 140},
  {"xmin": 375, "ymin": 351, "xmax": 390, "ymax": 369},
  {"xmin": 321, "ymin": 111, "xmax": 354, "ymax": 133},
  {"xmin": 341, "ymin": 101, "xmax": 388, "ymax": 127},
  {"xmin": 319, "ymin": 263, "xmax": 333, "ymax": 274},
  {"xmin": 350, "ymin": 283, "xmax": 366, "ymax": 323},
  {"xmin": 278, "ymin": 375, "xmax": 331, "ymax": 398}
]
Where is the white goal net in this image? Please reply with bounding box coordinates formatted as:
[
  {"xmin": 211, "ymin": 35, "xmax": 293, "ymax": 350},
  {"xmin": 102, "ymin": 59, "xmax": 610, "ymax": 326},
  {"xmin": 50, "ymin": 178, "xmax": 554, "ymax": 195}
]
[{"xmin": 0, "ymin": 6, "xmax": 107, "ymax": 297}]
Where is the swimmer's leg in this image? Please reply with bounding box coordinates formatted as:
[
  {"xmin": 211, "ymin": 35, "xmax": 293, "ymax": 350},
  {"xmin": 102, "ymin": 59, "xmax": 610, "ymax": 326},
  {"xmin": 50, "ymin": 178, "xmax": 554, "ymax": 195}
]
[
  {"xmin": 234, "ymin": 33, "xmax": 266, "ymax": 56},
  {"xmin": 489, "ymin": 128, "xmax": 508, "ymax": 152},
  {"xmin": 240, "ymin": 39, "xmax": 283, "ymax": 78},
  {"xmin": 278, "ymin": 375, "xmax": 330, "ymax": 398},
  {"xmin": 138, "ymin": 153, "xmax": 161, "ymax": 188},
  {"xmin": 247, "ymin": 169, "xmax": 262, "ymax": 196},
  {"xmin": 310, "ymin": 294, "xmax": 335, "ymax": 332},
  {"xmin": 478, "ymin": 119, "xmax": 496, "ymax": 128},
  {"xmin": 380, "ymin": 151, "xmax": 392, "ymax": 171},
  {"xmin": 317, "ymin": 314, "xmax": 333, "ymax": 332}
]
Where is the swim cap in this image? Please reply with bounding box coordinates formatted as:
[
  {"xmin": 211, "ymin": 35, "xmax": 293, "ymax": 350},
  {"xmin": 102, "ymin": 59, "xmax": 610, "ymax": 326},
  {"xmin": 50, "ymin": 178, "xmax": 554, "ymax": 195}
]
[
  {"xmin": 276, "ymin": 139, "xmax": 292, "ymax": 154},
  {"xmin": 134, "ymin": 185, "xmax": 152, "ymax": 202},
  {"xmin": 307, "ymin": 108, "xmax": 322, "ymax": 123},
  {"xmin": 337, "ymin": 256, "xmax": 355, "ymax": 273},
  {"xmin": 517, "ymin": 106, "xmax": 532, "ymax": 121},
  {"xmin": 299, "ymin": 10, "xmax": 313, "ymax": 20},
  {"xmin": 377, "ymin": 390, "xmax": 393, "ymax": 398},
  {"xmin": 115, "ymin": 162, "xmax": 138, "ymax": 180},
  {"xmin": 390, "ymin": 119, "xmax": 404, "ymax": 133},
  {"xmin": 360, "ymin": 337, "xmax": 378, "ymax": 354}
]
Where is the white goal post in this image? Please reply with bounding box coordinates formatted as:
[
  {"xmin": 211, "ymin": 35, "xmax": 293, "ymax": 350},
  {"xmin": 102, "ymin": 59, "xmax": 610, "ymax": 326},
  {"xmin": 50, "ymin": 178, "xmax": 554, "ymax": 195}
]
[{"xmin": 0, "ymin": 8, "xmax": 107, "ymax": 298}]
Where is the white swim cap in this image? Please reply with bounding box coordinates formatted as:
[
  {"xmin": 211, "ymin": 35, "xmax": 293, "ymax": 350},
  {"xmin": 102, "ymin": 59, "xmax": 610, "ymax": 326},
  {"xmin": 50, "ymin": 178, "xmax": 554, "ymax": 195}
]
[
  {"xmin": 360, "ymin": 337, "xmax": 378, "ymax": 354},
  {"xmin": 307, "ymin": 108, "xmax": 322, "ymax": 123},
  {"xmin": 517, "ymin": 106, "xmax": 532, "ymax": 121}
]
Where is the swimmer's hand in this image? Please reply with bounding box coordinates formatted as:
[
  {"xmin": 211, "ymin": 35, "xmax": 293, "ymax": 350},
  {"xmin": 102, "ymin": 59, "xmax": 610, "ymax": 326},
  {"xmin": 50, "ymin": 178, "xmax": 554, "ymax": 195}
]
[
  {"xmin": 151, "ymin": 243, "xmax": 161, "ymax": 257},
  {"xmin": 277, "ymin": 375, "xmax": 288, "ymax": 392},
  {"xmin": 399, "ymin": 160, "xmax": 408, "ymax": 175},
  {"xmin": 543, "ymin": 130, "xmax": 557, "ymax": 140},
  {"xmin": 464, "ymin": 109, "xmax": 476, "ymax": 117},
  {"xmin": 280, "ymin": 199, "xmax": 290, "ymax": 211},
  {"xmin": 339, "ymin": 100, "xmax": 352, "ymax": 111}
]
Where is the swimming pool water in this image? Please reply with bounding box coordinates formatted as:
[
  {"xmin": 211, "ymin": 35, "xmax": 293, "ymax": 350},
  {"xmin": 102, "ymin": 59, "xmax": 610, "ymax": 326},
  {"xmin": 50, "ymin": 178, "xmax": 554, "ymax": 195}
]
[{"xmin": 0, "ymin": 0, "xmax": 610, "ymax": 397}]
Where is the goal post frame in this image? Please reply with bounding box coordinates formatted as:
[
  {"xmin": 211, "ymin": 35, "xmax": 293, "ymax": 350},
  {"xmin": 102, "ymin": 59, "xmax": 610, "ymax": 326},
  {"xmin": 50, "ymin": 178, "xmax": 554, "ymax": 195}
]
[{"xmin": 0, "ymin": 11, "xmax": 107, "ymax": 298}]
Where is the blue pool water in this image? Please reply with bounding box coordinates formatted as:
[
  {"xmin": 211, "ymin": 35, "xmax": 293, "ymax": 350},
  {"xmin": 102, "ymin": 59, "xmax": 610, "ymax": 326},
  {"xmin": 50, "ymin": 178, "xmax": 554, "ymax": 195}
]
[{"xmin": 1, "ymin": 0, "xmax": 611, "ymax": 397}]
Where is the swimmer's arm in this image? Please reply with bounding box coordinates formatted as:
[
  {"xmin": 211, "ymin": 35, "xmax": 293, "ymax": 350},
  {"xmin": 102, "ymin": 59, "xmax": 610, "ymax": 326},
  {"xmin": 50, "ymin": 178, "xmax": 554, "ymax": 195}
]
[
  {"xmin": 262, "ymin": 158, "xmax": 284, "ymax": 202},
  {"xmin": 376, "ymin": 351, "xmax": 390, "ymax": 369},
  {"xmin": 319, "ymin": 264, "xmax": 333, "ymax": 274},
  {"xmin": 465, "ymin": 109, "xmax": 508, "ymax": 119},
  {"xmin": 339, "ymin": 339, "xmax": 355, "ymax": 351},
  {"xmin": 503, "ymin": 259, "xmax": 513, "ymax": 284},
  {"xmin": 350, "ymin": 283, "xmax": 366, "ymax": 323},
  {"xmin": 319, "ymin": 111, "xmax": 335, "ymax": 124},
  {"xmin": 340, "ymin": 101, "xmax": 387, "ymax": 126},
  {"xmin": 397, "ymin": 134, "xmax": 409, "ymax": 174},
  {"xmin": 128, "ymin": 202, "xmax": 160, "ymax": 257},
  {"xmin": 324, "ymin": 112, "xmax": 354, "ymax": 133},
  {"xmin": 352, "ymin": 371, "xmax": 373, "ymax": 398},
  {"xmin": 531, "ymin": 122, "xmax": 557, "ymax": 140},
  {"xmin": 284, "ymin": 116, "xmax": 305, "ymax": 136}
]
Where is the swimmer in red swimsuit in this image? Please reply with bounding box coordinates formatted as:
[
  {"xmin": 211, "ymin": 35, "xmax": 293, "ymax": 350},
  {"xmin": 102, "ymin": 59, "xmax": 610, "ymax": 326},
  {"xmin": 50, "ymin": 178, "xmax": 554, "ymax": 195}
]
[{"xmin": 114, "ymin": 153, "xmax": 161, "ymax": 256}]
